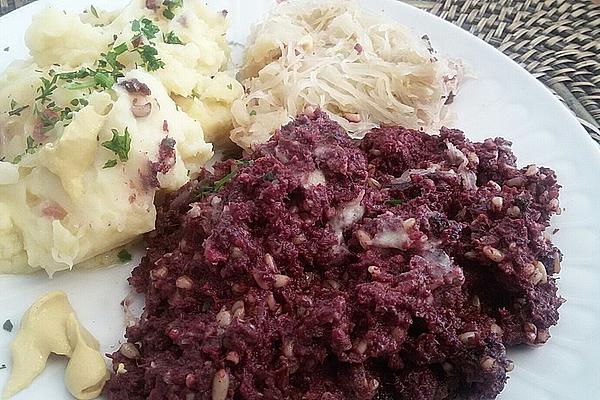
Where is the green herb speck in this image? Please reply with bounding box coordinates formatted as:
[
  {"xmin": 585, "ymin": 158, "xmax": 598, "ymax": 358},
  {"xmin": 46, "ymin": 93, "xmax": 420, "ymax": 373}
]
[
  {"xmin": 8, "ymin": 101, "xmax": 30, "ymax": 117},
  {"xmin": 213, "ymin": 170, "xmax": 237, "ymax": 192},
  {"xmin": 113, "ymin": 42, "xmax": 129, "ymax": 55},
  {"xmin": 2, "ymin": 320, "xmax": 13, "ymax": 333},
  {"xmin": 386, "ymin": 199, "xmax": 405, "ymax": 206},
  {"xmin": 192, "ymin": 160, "xmax": 252, "ymax": 200},
  {"xmin": 102, "ymin": 127, "xmax": 131, "ymax": 162},
  {"xmin": 25, "ymin": 136, "xmax": 37, "ymax": 154},
  {"xmin": 103, "ymin": 159, "xmax": 118, "ymax": 169},
  {"xmin": 117, "ymin": 249, "xmax": 132, "ymax": 263},
  {"xmin": 94, "ymin": 72, "xmax": 115, "ymax": 89},
  {"xmin": 162, "ymin": 0, "xmax": 183, "ymax": 20},
  {"xmin": 263, "ymin": 171, "xmax": 277, "ymax": 182},
  {"xmin": 132, "ymin": 18, "xmax": 160, "ymax": 41},
  {"xmin": 140, "ymin": 45, "xmax": 165, "ymax": 71},
  {"xmin": 90, "ymin": 5, "xmax": 99, "ymax": 18},
  {"xmin": 35, "ymin": 75, "xmax": 59, "ymax": 104},
  {"xmin": 163, "ymin": 31, "xmax": 183, "ymax": 45}
]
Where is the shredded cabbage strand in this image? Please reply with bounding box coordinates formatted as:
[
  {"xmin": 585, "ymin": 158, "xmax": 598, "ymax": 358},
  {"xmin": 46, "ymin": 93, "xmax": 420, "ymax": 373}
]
[{"xmin": 231, "ymin": 0, "xmax": 463, "ymax": 148}]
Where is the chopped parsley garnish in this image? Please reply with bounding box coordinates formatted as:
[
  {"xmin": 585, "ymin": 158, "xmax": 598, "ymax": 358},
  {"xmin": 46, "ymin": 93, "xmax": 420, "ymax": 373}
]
[
  {"xmin": 213, "ymin": 170, "xmax": 237, "ymax": 192},
  {"xmin": 103, "ymin": 159, "xmax": 118, "ymax": 169},
  {"xmin": 212, "ymin": 160, "xmax": 252, "ymax": 191},
  {"xmin": 57, "ymin": 42, "xmax": 127, "ymax": 92},
  {"xmin": 132, "ymin": 18, "xmax": 160, "ymax": 41},
  {"xmin": 2, "ymin": 320, "xmax": 13, "ymax": 333},
  {"xmin": 192, "ymin": 160, "xmax": 252, "ymax": 200},
  {"xmin": 100, "ymin": 43, "xmax": 128, "ymax": 72},
  {"xmin": 163, "ymin": 31, "xmax": 183, "ymax": 45},
  {"xmin": 59, "ymin": 105, "xmax": 84, "ymax": 126},
  {"xmin": 33, "ymin": 98, "xmax": 87, "ymax": 129},
  {"xmin": 90, "ymin": 5, "xmax": 99, "ymax": 18},
  {"xmin": 95, "ymin": 43, "xmax": 128, "ymax": 85},
  {"xmin": 11, "ymin": 136, "xmax": 42, "ymax": 164},
  {"xmin": 130, "ymin": 19, "xmax": 165, "ymax": 71},
  {"xmin": 36, "ymin": 108, "xmax": 61, "ymax": 133},
  {"xmin": 59, "ymin": 108, "xmax": 74, "ymax": 126},
  {"xmin": 102, "ymin": 127, "xmax": 131, "ymax": 162},
  {"xmin": 191, "ymin": 185, "xmax": 216, "ymax": 201},
  {"xmin": 162, "ymin": 0, "xmax": 183, "ymax": 20},
  {"xmin": 117, "ymin": 249, "xmax": 132, "ymax": 262},
  {"xmin": 94, "ymin": 72, "xmax": 115, "ymax": 89},
  {"xmin": 70, "ymin": 98, "xmax": 89, "ymax": 107},
  {"xmin": 386, "ymin": 199, "xmax": 405, "ymax": 206},
  {"xmin": 11, "ymin": 17, "xmax": 170, "ymax": 137},
  {"xmin": 262, "ymin": 171, "xmax": 277, "ymax": 182},
  {"xmin": 8, "ymin": 100, "xmax": 29, "ymax": 117},
  {"xmin": 112, "ymin": 42, "xmax": 129, "ymax": 55},
  {"xmin": 137, "ymin": 45, "xmax": 165, "ymax": 71},
  {"xmin": 35, "ymin": 76, "xmax": 59, "ymax": 104},
  {"xmin": 249, "ymin": 110, "xmax": 257, "ymax": 116},
  {"xmin": 56, "ymin": 67, "xmax": 93, "ymax": 81},
  {"xmin": 12, "ymin": 109, "xmax": 76, "ymax": 164},
  {"xmin": 227, "ymin": 83, "xmax": 233, "ymax": 90},
  {"xmin": 25, "ymin": 136, "xmax": 39, "ymax": 154},
  {"xmin": 63, "ymin": 80, "xmax": 96, "ymax": 91}
]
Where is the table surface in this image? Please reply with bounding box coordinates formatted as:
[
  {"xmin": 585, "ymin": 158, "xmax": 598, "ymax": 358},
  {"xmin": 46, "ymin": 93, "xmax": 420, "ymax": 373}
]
[{"xmin": 1, "ymin": 0, "xmax": 599, "ymax": 143}]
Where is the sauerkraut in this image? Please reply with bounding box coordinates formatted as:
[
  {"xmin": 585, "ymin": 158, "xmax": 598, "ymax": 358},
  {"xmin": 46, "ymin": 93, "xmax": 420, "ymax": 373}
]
[{"xmin": 230, "ymin": 0, "xmax": 462, "ymax": 149}]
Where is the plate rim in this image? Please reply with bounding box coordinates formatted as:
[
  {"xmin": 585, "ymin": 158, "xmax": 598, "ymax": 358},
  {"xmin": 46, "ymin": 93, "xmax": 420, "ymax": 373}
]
[{"xmin": 1, "ymin": 1, "xmax": 599, "ymax": 400}]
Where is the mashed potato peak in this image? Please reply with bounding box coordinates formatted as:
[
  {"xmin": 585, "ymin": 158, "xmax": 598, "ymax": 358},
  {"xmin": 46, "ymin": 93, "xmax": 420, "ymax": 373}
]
[{"xmin": 0, "ymin": 0, "xmax": 242, "ymax": 275}]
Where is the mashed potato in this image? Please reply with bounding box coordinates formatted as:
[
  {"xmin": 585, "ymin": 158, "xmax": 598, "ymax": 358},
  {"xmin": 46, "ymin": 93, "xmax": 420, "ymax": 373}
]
[{"xmin": 0, "ymin": 0, "xmax": 242, "ymax": 275}]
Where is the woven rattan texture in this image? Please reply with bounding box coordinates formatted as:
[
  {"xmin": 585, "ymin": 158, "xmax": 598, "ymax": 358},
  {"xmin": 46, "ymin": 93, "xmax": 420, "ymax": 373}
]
[
  {"xmin": 406, "ymin": 0, "xmax": 600, "ymax": 142},
  {"xmin": 0, "ymin": 0, "xmax": 31, "ymax": 15},
  {"xmin": 1, "ymin": 0, "xmax": 599, "ymax": 142}
]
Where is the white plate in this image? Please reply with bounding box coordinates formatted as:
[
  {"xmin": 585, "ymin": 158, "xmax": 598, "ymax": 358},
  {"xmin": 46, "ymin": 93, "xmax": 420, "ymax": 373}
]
[{"xmin": 1, "ymin": 1, "xmax": 600, "ymax": 399}]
